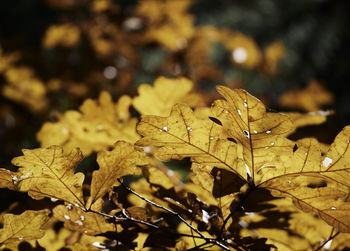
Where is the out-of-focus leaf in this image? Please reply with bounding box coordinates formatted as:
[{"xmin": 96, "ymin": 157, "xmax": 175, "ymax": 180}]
[
  {"xmin": 132, "ymin": 76, "xmax": 202, "ymax": 116},
  {"xmin": 0, "ymin": 168, "xmax": 16, "ymax": 190},
  {"xmin": 283, "ymin": 110, "xmax": 332, "ymax": 135},
  {"xmin": 0, "ymin": 209, "xmax": 50, "ymax": 250},
  {"xmin": 11, "ymin": 146, "xmax": 85, "ymax": 207},
  {"xmin": 37, "ymin": 92, "xmax": 139, "ymax": 155},
  {"xmin": 279, "ymin": 80, "xmax": 334, "ymax": 112}
]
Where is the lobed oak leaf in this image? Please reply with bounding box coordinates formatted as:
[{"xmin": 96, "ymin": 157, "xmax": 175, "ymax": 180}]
[
  {"xmin": 11, "ymin": 146, "xmax": 85, "ymax": 207},
  {"xmin": 283, "ymin": 110, "xmax": 333, "ymax": 136},
  {"xmin": 278, "ymin": 80, "xmax": 334, "ymax": 112},
  {"xmin": 136, "ymin": 102, "xmax": 244, "ymax": 179},
  {"xmin": 37, "ymin": 92, "xmax": 139, "ymax": 155},
  {"xmin": 37, "ymin": 228, "xmax": 72, "ymax": 251},
  {"xmin": 0, "ymin": 209, "xmax": 50, "ymax": 249},
  {"xmin": 132, "ymin": 76, "xmax": 202, "ymax": 116},
  {"xmin": 87, "ymin": 141, "xmax": 148, "ymax": 208},
  {"xmin": 212, "ymin": 86, "xmax": 295, "ymax": 184},
  {"xmin": 259, "ymin": 126, "xmax": 350, "ymax": 232},
  {"xmin": 0, "ymin": 168, "xmax": 16, "ymax": 190},
  {"xmin": 53, "ymin": 199, "xmax": 115, "ymax": 235},
  {"xmin": 67, "ymin": 234, "xmax": 108, "ymax": 251}
]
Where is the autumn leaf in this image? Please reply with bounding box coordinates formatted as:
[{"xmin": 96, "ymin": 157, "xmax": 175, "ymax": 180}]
[
  {"xmin": 0, "ymin": 209, "xmax": 50, "ymax": 249},
  {"xmin": 212, "ymin": 86, "xmax": 295, "ymax": 184},
  {"xmin": 53, "ymin": 199, "xmax": 115, "ymax": 235},
  {"xmin": 87, "ymin": 141, "xmax": 148, "ymax": 208},
  {"xmin": 11, "ymin": 146, "xmax": 85, "ymax": 207},
  {"xmin": 136, "ymin": 102, "xmax": 245, "ymax": 181},
  {"xmin": 259, "ymin": 127, "xmax": 350, "ymax": 232},
  {"xmin": 278, "ymin": 80, "xmax": 334, "ymax": 112},
  {"xmin": 132, "ymin": 76, "xmax": 202, "ymax": 116},
  {"xmin": 283, "ymin": 110, "xmax": 333, "ymax": 135},
  {"xmin": 37, "ymin": 91, "xmax": 139, "ymax": 155},
  {"xmin": 0, "ymin": 168, "xmax": 16, "ymax": 190}
]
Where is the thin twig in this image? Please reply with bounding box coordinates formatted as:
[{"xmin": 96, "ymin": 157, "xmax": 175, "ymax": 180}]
[
  {"xmin": 121, "ymin": 208, "xmax": 160, "ymax": 229},
  {"xmin": 117, "ymin": 178, "xmax": 230, "ymax": 250},
  {"xmin": 314, "ymin": 230, "xmax": 339, "ymax": 251}
]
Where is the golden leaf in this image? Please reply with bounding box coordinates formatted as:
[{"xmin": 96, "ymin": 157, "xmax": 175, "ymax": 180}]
[
  {"xmin": 136, "ymin": 102, "xmax": 243, "ymax": 179},
  {"xmin": 0, "ymin": 209, "xmax": 50, "ymax": 249},
  {"xmin": 67, "ymin": 234, "xmax": 108, "ymax": 251},
  {"xmin": 283, "ymin": 110, "xmax": 332, "ymax": 135},
  {"xmin": 42, "ymin": 23, "xmax": 81, "ymax": 49},
  {"xmin": 132, "ymin": 76, "xmax": 202, "ymax": 116},
  {"xmin": 259, "ymin": 127, "xmax": 350, "ymax": 232},
  {"xmin": 278, "ymin": 80, "xmax": 334, "ymax": 112},
  {"xmin": 2, "ymin": 67, "xmax": 47, "ymax": 112},
  {"xmin": 37, "ymin": 228, "xmax": 72, "ymax": 251},
  {"xmin": 223, "ymin": 32, "xmax": 262, "ymax": 68},
  {"xmin": 212, "ymin": 86, "xmax": 294, "ymax": 184},
  {"xmin": 87, "ymin": 141, "xmax": 147, "ymax": 207},
  {"xmin": 53, "ymin": 199, "xmax": 114, "ymax": 235},
  {"xmin": 11, "ymin": 146, "xmax": 85, "ymax": 207},
  {"xmin": 0, "ymin": 168, "xmax": 16, "ymax": 190},
  {"xmin": 262, "ymin": 40, "xmax": 287, "ymax": 75},
  {"xmin": 37, "ymin": 92, "xmax": 139, "ymax": 155}
]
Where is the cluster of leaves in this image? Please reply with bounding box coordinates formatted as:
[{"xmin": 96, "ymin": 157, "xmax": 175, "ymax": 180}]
[{"xmin": 0, "ymin": 76, "xmax": 349, "ymax": 250}]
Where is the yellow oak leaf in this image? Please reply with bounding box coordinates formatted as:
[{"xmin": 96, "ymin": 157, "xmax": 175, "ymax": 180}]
[
  {"xmin": 67, "ymin": 234, "xmax": 108, "ymax": 251},
  {"xmin": 133, "ymin": 76, "xmax": 202, "ymax": 116},
  {"xmin": 53, "ymin": 199, "xmax": 114, "ymax": 235},
  {"xmin": 42, "ymin": 23, "xmax": 81, "ymax": 49},
  {"xmin": 212, "ymin": 86, "xmax": 295, "ymax": 184},
  {"xmin": 0, "ymin": 209, "xmax": 50, "ymax": 250},
  {"xmin": 87, "ymin": 141, "xmax": 148, "ymax": 207},
  {"xmin": 2, "ymin": 67, "xmax": 47, "ymax": 112},
  {"xmin": 223, "ymin": 32, "xmax": 262, "ymax": 68},
  {"xmin": 37, "ymin": 228, "xmax": 72, "ymax": 251},
  {"xmin": 136, "ymin": 102, "xmax": 244, "ymax": 179},
  {"xmin": 11, "ymin": 146, "xmax": 85, "ymax": 207},
  {"xmin": 278, "ymin": 80, "xmax": 334, "ymax": 112},
  {"xmin": 262, "ymin": 40, "xmax": 287, "ymax": 75},
  {"xmin": 37, "ymin": 92, "xmax": 139, "ymax": 155},
  {"xmin": 283, "ymin": 110, "xmax": 332, "ymax": 135},
  {"xmin": 259, "ymin": 127, "xmax": 350, "ymax": 232},
  {"xmin": 0, "ymin": 168, "xmax": 16, "ymax": 190}
]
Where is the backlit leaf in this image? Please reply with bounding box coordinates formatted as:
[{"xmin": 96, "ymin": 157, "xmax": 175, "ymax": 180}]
[
  {"xmin": 11, "ymin": 146, "xmax": 85, "ymax": 207},
  {"xmin": 136, "ymin": 102, "xmax": 244, "ymax": 180},
  {"xmin": 53, "ymin": 199, "xmax": 115, "ymax": 235},
  {"xmin": 260, "ymin": 126, "xmax": 350, "ymax": 232},
  {"xmin": 132, "ymin": 76, "xmax": 202, "ymax": 116},
  {"xmin": 37, "ymin": 92, "xmax": 139, "ymax": 155},
  {"xmin": 87, "ymin": 141, "xmax": 148, "ymax": 207},
  {"xmin": 212, "ymin": 86, "xmax": 295, "ymax": 184},
  {"xmin": 0, "ymin": 209, "xmax": 50, "ymax": 249}
]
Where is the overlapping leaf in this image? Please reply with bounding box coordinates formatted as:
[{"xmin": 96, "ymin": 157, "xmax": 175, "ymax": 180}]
[
  {"xmin": 11, "ymin": 146, "xmax": 85, "ymax": 207},
  {"xmin": 136, "ymin": 103, "xmax": 245, "ymax": 181},
  {"xmin": 0, "ymin": 209, "xmax": 50, "ymax": 249},
  {"xmin": 53, "ymin": 200, "xmax": 115, "ymax": 235},
  {"xmin": 37, "ymin": 92, "xmax": 139, "ymax": 155},
  {"xmin": 132, "ymin": 76, "xmax": 202, "ymax": 116},
  {"xmin": 87, "ymin": 141, "xmax": 149, "ymax": 207},
  {"xmin": 212, "ymin": 86, "xmax": 295, "ymax": 184},
  {"xmin": 260, "ymin": 127, "xmax": 350, "ymax": 232}
]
